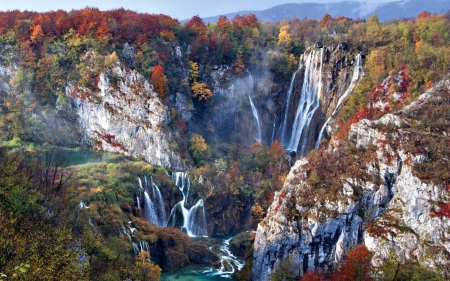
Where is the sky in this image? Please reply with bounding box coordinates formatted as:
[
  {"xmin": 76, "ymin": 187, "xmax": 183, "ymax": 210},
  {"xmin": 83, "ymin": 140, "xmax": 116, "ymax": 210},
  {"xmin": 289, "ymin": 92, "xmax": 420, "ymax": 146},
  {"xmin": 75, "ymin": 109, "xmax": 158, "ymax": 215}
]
[{"xmin": 0, "ymin": 0, "xmax": 397, "ymax": 20}]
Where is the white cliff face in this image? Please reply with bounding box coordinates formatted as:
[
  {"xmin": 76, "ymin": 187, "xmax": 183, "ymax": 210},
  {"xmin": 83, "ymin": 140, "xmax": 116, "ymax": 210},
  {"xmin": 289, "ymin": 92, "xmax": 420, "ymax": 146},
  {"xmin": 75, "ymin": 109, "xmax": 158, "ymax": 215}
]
[
  {"xmin": 67, "ymin": 65, "xmax": 186, "ymax": 170},
  {"xmin": 251, "ymin": 80, "xmax": 450, "ymax": 280}
]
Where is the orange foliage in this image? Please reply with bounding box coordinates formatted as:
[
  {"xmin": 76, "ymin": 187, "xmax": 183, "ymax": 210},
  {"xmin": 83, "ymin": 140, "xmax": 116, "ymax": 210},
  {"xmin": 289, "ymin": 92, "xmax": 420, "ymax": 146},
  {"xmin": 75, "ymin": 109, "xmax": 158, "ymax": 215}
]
[
  {"xmin": 96, "ymin": 17, "xmax": 110, "ymax": 40},
  {"xmin": 301, "ymin": 270, "xmax": 325, "ymax": 281},
  {"xmin": 150, "ymin": 65, "xmax": 168, "ymax": 99},
  {"xmin": 217, "ymin": 15, "xmax": 231, "ymax": 34},
  {"xmin": 332, "ymin": 245, "xmax": 373, "ymax": 281},
  {"xmin": 30, "ymin": 24, "xmax": 44, "ymax": 43},
  {"xmin": 185, "ymin": 15, "xmax": 207, "ymax": 36},
  {"xmin": 160, "ymin": 29, "xmax": 176, "ymax": 41}
]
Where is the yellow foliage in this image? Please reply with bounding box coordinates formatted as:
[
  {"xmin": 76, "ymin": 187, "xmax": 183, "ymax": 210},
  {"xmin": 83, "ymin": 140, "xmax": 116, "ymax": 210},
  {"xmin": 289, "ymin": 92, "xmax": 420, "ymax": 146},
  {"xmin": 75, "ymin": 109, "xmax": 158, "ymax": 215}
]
[
  {"xmin": 105, "ymin": 51, "xmax": 120, "ymax": 67},
  {"xmin": 189, "ymin": 61, "xmax": 199, "ymax": 82},
  {"xmin": 190, "ymin": 133, "xmax": 208, "ymax": 153},
  {"xmin": 277, "ymin": 25, "xmax": 292, "ymax": 48},
  {"xmin": 133, "ymin": 251, "xmax": 161, "ymax": 281},
  {"xmin": 191, "ymin": 82, "xmax": 213, "ymax": 101}
]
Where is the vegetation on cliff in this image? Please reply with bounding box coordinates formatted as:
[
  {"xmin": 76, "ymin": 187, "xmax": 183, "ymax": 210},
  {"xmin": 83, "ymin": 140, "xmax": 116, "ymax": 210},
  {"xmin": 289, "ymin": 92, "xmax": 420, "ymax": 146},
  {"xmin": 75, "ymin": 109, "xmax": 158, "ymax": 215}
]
[{"xmin": 0, "ymin": 6, "xmax": 450, "ymax": 281}]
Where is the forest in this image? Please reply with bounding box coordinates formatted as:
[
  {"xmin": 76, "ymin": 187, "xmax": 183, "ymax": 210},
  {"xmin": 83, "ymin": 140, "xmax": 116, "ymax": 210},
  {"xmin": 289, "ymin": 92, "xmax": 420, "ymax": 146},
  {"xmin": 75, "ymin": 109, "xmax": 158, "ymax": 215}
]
[{"xmin": 0, "ymin": 7, "xmax": 450, "ymax": 281}]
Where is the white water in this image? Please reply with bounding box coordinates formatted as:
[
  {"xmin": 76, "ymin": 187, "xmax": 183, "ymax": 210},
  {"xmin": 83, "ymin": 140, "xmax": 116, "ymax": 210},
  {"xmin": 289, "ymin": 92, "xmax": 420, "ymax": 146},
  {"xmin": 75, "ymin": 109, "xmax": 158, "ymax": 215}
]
[
  {"xmin": 168, "ymin": 172, "xmax": 208, "ymax": 237},
  {"xmin": 161, "ymin": 236, "xmax": 244, "ymax": 280},
  {"xmin": 248, "ymin": 74, "xmax": 262, "ymax": 143},
  {"xmin": 142, "ymin": 176, "xmax": 166, "ymax": 227},
  {"xmin": 286, "ymin": 48, "xmax": 324, "ymax": 155},
  {"xmin": 315, "ymin": 53, "xmax": 363, "ymax": 148},
  {"xmin": 214, "ymin": 238, "xmax": 245, "ymax": 276},
  {"xmin": 280, "ymin": 61, "xmax": 302, "ymax": 147},
  {"xmin": 271, "ymin": 117, "xmax": 276, "ymax": 144}
]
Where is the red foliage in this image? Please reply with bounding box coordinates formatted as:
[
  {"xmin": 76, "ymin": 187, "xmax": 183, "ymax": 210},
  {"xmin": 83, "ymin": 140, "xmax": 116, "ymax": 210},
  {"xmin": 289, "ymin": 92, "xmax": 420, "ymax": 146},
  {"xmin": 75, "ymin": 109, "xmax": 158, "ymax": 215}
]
[
  {"xmin": 185, "ymin": 15, "xmax": 207, "ymax": 36},
  {"xmin": 301, "ymin": 270, "xmax": 325, "ymax": 281},
  {"xmin": 332, "ymin": 245, "xmax": 373, "ymax": 281},
  {"xmin": 274, "ymin": 203, "xmax": 282, "ymax": 213},
  {"xmin": 150, "ymin": 65, "xmax": 168, "ymax": 99},
  {"xmin": 176, "ymin": 119, "xmax": 188, "ymax": 133},
  {"xmin": 435, "ymin": 203, "xmax": 450, "ymax": 218}
]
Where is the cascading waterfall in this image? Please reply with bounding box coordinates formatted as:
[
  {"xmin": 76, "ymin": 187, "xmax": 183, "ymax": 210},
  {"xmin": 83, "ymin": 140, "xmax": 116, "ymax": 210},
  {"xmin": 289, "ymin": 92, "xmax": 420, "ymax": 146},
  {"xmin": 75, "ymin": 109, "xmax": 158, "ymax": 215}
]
[
  {"xmin": 168, "ymin": 172, "xmax": 207, "ymax": 237},
  {"xmin": 247, "ymin": 74, "xmax": 262, "ymax": 143},
  {"xmin": 280, "ymin": 61, "xmax": 302, "ymax": 147},
  {"xmin": 214, "ymin": 238, "xmax": 245, "ymax": 276},
  {"xmin": 142, "ymin": 176, "xmax": 166, "ymax": 227},
  {"xmin": 285, "ymin": 48, "xmax": 324, "ymax": 155},
  {"xmin": 315, "ymin": 53, "xmax": 364, "ymax": 148},
  {"xmin": 271, "ymin": 117, "xmax": 276, "ymax": 144}
]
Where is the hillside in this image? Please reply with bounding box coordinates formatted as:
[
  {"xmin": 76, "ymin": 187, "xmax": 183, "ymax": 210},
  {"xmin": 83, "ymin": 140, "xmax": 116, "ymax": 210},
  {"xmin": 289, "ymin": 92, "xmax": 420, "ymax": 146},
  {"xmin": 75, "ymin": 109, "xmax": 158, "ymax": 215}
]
[
  {"xmin": 199, "ymin": 0, "xmax": 450, "ymax": 23},
  {"xmin": 0, "ymin": 7, "xmax": 449, "ymax": 281}
]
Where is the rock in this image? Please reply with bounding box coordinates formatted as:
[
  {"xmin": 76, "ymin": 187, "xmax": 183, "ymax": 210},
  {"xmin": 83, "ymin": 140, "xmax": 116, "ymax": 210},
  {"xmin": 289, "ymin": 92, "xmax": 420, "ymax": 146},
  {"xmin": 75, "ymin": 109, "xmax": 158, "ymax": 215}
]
[
  {"xmin": 251, "ymin": 80, "xmax": 450, "ymax": 280},
  {"xmin": 229, "ymin": 231, "xmax": 254, "ymax": 259},
  {"xmin": 67, "ymin": 65, "xmax": 186, "ymax": 170}
]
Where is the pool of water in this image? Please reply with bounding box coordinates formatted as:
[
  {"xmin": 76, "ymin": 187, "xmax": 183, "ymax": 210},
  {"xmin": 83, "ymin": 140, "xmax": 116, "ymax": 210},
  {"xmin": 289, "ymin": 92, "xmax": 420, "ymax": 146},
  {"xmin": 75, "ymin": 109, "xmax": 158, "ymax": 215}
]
[
  {"xmin": 60, "ymin": 148, "xmax": 124, "ymax": 166},
  {"xmin": 161, "ymin": 236, "xmax": 243, "ymax": 281}
]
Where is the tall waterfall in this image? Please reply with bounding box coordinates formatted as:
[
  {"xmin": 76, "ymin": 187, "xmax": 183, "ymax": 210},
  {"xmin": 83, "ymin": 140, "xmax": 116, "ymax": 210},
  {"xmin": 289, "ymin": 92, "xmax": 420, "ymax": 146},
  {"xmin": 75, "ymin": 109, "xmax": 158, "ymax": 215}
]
[
  {"xmin": 248, "ymin": 74, "xmax": 262, "ymax": 143},
  {"xmin": 285, "ymin": 48, "xmax": 324, "ymax": 155},
  {"xmin": 142, "ymin": 176, "xmax": 166, "ymax": 227},
  {"xmin": 280, "ymin": 61, "xmax": 302, "ymax": 147},
  {"xmin": 315, "ymin": 53, "xmax": 363, "ymax": 148},
  {"xmin": 168, "ymin": 172, "xmax": 207, "ymax": 237}
]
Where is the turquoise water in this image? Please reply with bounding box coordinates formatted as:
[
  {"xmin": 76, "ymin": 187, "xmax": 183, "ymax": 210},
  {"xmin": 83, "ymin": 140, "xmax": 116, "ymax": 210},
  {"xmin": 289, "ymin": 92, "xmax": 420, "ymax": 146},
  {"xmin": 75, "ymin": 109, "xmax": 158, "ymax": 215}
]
[
  {"xmin": 161, "ymin": 236, "xmax": 242, "ymax": 281},
  {"xmin": 58, "ymin": 148, "xmax": 124, "ymax": 166},
  {"xmin": 161, "ymin": 266, "xmax": 235, "ymax": 281}
]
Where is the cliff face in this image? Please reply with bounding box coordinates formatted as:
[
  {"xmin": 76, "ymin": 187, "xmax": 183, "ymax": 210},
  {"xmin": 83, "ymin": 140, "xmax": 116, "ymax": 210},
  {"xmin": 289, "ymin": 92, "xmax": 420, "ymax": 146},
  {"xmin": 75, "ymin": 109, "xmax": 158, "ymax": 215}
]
[
  {"xmin": 67, "ymin": 64, "xmax": 186, "ymax": 170},
  {"xmin": 204, "ymin": 43, "xmax": 361, "ymax": 151},
  {"xmin": 251, "ymin": 80, "xmax": 450, "ymax": 280}
]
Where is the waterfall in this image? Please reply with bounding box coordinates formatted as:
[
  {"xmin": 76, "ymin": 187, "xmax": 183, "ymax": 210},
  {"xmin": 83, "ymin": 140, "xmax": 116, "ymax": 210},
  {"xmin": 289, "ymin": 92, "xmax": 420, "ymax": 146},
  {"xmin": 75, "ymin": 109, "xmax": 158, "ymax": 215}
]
[
  {"xmin": 315, "ymin": 53, "xmax": 363, "ymax": 148},
  {"xmin": 247, "ymin": 74, "xmax": 262, "ymax": 143},
  {"xmin": 280, "ymin": 61, "xmax": 302, "ymax": 147},
  {"xmin": 142, "ymin": 176, "xmax": 166, "ymax": 227},
  {"xmin": 214, "ymin": 238, "xmax": 245, "ymax": 276},
  {"xmin": 151, "ymin": 177, "xmax": 167, "ymax": 226},
  {"xmin": 136, "ymin": 196, "xmax": 141, "ymax": 209},
  {"xmin": 271, "ymin": 117, "xmax": 276, "ymax": 144},
  {"xmin": 168, "ymin": 172, "xmax": 208, "ymax": 237},
  {"xmin": 187, "ymin": 199, "xmax": 207, "ymax": 237},
  {"xmin": 285, "ymin": 48, "xmax": 324, "ymax": 155}
]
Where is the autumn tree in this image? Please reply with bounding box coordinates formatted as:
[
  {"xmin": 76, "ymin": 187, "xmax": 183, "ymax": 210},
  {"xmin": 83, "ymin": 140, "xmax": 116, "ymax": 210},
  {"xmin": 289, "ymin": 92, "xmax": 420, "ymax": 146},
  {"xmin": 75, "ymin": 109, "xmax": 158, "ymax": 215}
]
[
  {"xmin": 189, "ymin": 133, "xmax": 210, "ymax": 166},
  {"xmin": 191, "ymin": 82, "xmax": 213, "ymax": 101},
  {"xmin": 150, "ymin": 65, "xmax": 168, "ymax": 99},
  {"xmin": 132, "ymin": 251, "xmax": 161, "ymax": 281},
  {"xmin": 331, "ymin": 245, "xmax": 373, "ymax": 281},
  {"xmin": 250, "ymin": 203, "xmax": 265, "ymax": 227},
  {"xmin": 277, "ymin": 24, "xmax": 292, "ymax": 48}
]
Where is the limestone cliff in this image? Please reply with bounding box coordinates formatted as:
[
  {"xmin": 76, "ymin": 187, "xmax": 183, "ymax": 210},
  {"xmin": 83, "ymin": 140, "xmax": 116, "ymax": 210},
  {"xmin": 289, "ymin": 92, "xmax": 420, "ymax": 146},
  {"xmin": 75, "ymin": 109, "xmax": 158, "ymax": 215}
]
[
  {"xmin": 67, "ymin": 65, "xmax": 186, "ymax": 170},
  {"xmin": 251, "ymin": 79, "xmax": 450, "ymax": 280}
]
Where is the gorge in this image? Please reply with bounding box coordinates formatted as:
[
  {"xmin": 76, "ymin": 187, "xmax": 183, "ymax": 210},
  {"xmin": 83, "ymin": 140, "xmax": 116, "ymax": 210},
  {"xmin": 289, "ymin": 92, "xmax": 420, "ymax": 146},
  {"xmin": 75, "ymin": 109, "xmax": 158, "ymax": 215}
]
[{"xmin": 0, "ymin": 8, "xmax": 449, "ymax": 281}]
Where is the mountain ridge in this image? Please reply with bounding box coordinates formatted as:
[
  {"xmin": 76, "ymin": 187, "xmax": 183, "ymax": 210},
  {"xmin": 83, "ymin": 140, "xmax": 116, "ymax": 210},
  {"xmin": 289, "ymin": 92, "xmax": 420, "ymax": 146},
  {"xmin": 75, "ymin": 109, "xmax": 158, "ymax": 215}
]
[{"xmin": 194, "ymin": 0, "xmax": 449, "ymax": 23}]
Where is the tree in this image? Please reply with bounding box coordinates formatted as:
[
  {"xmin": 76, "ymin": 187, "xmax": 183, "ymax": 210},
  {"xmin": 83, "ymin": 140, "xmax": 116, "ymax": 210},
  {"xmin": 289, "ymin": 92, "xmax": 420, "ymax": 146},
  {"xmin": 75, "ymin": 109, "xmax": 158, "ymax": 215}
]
[
  {"xmin": 132, "ymin": 251, "xmax": 161, "ymax": 281},
  {"xmin": 189, "ymin": 133, "xmax": 210, "ymax": 166},
  {"xmin": 189, "ymin": 60, "xmax": 199, "ymax": 82},
  {"xmin": 150, "ymin": 65, "xmax": 168, "ymax": 99},
  {"xmin": 331, "ymin": 245, "xmax": 373, "ymax": 281},
  {"xmin": 301, "ymin": 270, "xmax": 325, "ymax": 281},
  {"xmin": 191, "ymin": 81, "xmax": 213, "ymax": 101},
  {"xmin": 277, "ymin": 24, "xmax": 292, "ymax": 48}
]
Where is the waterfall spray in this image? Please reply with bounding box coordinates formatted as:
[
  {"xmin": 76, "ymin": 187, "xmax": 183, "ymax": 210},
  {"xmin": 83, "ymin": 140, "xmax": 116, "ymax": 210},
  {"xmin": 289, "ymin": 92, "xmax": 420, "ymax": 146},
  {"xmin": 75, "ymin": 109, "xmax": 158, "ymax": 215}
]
[
  {"xmin": 168, "ymin": 172, "xmax": 207, "ymax": 237},
  {"xmin": 315, "ymin": 53, "xmax": 363, "ymax": 148},
  {"xmin": 247, "ymin": 74, "xmax": 262, "ymax": 143},
  {"xmin": 286, "ymin": 48, "xmax": 324, "ymax": 155}
]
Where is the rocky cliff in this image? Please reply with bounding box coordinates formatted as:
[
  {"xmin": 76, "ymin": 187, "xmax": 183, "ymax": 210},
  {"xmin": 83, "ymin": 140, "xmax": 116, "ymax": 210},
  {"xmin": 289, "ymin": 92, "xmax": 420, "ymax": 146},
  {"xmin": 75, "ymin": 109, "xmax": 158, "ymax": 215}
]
[
  {"xmin": 66, "ymin": 64, "xmax": 186, "ymax": 170},
  {"xmin": 251, "ymin": 79, "xmax": 450, "ymax": 280}
]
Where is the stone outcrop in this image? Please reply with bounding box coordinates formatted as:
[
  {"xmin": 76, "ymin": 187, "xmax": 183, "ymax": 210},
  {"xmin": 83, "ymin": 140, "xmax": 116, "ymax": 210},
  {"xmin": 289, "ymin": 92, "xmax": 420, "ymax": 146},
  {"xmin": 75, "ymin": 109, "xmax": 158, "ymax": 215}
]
[
  {"xmin": 251, "ymin": 80, "xmax": 450, "ymax": 280},
  {"xmin": 67, "ymin": 65, "xmax": 186, "ymax": 170}
]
